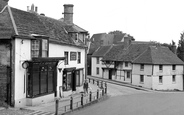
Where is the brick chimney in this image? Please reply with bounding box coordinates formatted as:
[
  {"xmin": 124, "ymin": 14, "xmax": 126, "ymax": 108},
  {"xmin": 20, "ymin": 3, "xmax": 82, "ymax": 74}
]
[
  {"xmin": 63, "ymin": 4, "xmax": 74, "ymax": 24},
  {"xmin": 124, "ymin": 34, "xmax": 132, "ymax": 48},
  {"xmin": 0, "ymin": 0, "xmax": 8, "ymax": 11}
]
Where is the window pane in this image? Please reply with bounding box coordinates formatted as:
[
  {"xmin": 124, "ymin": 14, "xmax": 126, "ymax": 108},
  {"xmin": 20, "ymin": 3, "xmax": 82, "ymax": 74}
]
[
  {"xmin": 76, "ymin": 71, "xmax": 80, "ymax": 86},
  {"xmin": 33, "ymin": 72, "xmax": 39, "ymax": 96},
  {"xmin": 48, "ymin": 71, "xmax": 54, "ymax": 93},
  {"xmin": 42, "ymin": 51, "xmax": 47, "ymax": 57},
  {"xmin": 80, "ymin": 70, "xmax": 83, "ymax": 85},
  {"xmin": 67, "ymin": 72, "xmax": 72, "ymax": 90},
  {"xmin": 40, "ymin": 67, "xmax": 47, "ymax": 94},
  {"xmin": 64, "ymin": 52, "xmax": 68, "ymax": 65}
]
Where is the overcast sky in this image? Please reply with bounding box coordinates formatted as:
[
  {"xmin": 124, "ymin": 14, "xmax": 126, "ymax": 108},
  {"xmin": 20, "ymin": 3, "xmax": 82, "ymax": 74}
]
[{"xmin": 8, "ymin": 0, "xmax": 184, "ymax": 45}]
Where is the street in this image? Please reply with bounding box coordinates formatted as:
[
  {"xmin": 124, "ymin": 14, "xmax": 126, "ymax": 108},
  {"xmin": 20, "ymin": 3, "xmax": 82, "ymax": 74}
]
[{"xmin": 67, "ymin": 83, "xmax": 184, "ymax": 115}]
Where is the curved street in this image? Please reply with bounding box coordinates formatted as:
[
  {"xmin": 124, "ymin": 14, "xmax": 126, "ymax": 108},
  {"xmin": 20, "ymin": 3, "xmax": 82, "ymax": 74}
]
[{"xmin": 67, "ymin": 83, "xmax": 184, "ymax": 115}]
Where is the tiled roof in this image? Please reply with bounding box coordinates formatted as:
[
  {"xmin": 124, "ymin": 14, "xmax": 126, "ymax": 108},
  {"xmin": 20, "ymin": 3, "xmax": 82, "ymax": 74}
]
[
  {"xmin": 90, "ymin": 33, "xmax": 106, "ymax": 41},
  {"xmin": 1, "ymin": 7, "xmax": 87, "ymax": 48},
  {"xmin": 11, "ymin": 7, "xmax": 48, "ymax": 36},
  {"xmin": 92, "ymin": 45, "xmax": 112, "ymax": 57},
  {"xmin": 102, "ymin": 44, "xmax": 125, "ymax": 61},
  {"xmin": 113, "ymin": 34, "xmax": 126, "ymax": 44},
  {"xmin": 133, "ymin": 46, "xmax": 184, "ymax": 65},
  {"xmin": 102, "ymin": 43, "xmax": 155, "ymax": 62}
]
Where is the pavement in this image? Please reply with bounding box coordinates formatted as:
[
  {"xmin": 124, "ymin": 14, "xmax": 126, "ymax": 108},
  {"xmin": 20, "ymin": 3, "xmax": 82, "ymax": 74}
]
[{"xmin": 23, "ymin": 82, "xmax": 101, "ymax": 115}]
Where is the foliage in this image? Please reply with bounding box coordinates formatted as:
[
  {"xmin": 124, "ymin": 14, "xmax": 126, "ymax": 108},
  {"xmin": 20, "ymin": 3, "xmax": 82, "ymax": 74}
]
[{"xmin": 108, "ymin": 30, "xmax": 123, "ymax": 35}]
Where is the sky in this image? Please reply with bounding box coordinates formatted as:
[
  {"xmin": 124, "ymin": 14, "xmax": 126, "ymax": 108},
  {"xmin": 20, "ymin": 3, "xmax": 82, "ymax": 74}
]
[{"xmin": 8, "ymin": 0, "xmax": 184, "ymax": 45}]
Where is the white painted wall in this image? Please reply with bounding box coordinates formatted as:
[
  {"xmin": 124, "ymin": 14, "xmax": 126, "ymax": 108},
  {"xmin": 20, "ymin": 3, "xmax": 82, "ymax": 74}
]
[{"xmin": 14, "ymin": 38, "xmax": 86, "ymax": 107}]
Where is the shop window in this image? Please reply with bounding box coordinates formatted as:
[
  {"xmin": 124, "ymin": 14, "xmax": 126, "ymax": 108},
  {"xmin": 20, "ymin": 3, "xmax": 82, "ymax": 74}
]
[
  {"xmin": 31, "ymin": 39, "xmax": 48, "ymax": 58},
  {"xmin": 78, "ymin": 52, "xmax": 81, "ymax": 64},
  {"xmin": 64, "ymin": 52, "xmax": 68, "ymax": 65},
  {"xmin": 27, "ymin": 62, "xmax": 56, "ymax": 98},
  {"xmin": 63, "ymin": 71, "xmax": 72, "ymax": 91}
]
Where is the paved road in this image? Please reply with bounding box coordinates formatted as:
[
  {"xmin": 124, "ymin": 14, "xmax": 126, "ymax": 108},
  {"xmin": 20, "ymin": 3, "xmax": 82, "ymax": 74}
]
[{"xmin": 67, "ymin": 83, "xmax": 184, "ymax": 115}]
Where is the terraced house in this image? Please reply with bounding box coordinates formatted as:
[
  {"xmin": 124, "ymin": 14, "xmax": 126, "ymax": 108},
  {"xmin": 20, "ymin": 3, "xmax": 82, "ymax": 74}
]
[
  {"xmin": 0, "ymin": 0, "xmax": 89, "ymax": 107},
  {"xmin": 92, "ymin": 38, "xmax": 184, "ymax": 91}
]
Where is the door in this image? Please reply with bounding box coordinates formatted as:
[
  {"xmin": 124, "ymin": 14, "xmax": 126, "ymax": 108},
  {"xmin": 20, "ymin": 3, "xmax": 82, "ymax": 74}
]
[{"xmin": 109, "ymin": 69, "xmax": 112, "ymax": 80}]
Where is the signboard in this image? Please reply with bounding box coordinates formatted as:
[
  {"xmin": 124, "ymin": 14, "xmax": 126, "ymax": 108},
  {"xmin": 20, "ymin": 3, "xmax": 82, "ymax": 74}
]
[{"xmin": 70, "ymin": 52, "xmax": 76, "ymax": 61}]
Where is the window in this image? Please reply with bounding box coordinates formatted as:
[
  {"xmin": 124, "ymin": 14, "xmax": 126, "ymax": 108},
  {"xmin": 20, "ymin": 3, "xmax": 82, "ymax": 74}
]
[
  {"xmin": 96, "ymin": 67, "xmax": 99, "ymax": 75},
  {"xmin": 125, "ymin": 62, "xmax": 128, "ymax": 67},
  {"xmin": 97, "ymin": 57, "xmax": 100, "ymax": 64},
  {"xmin": 31, "ymin": 39, "xmax": 48, "ymax": 58},
  {"xmin": 172, "ymin": 75, "xmax": 176, "ymax": 83},
  {"xmin": 27, "ymin": 62, "xmax": 56, "ymax": 98},
  {"xmin": 63, "ymin": 72, "xmax": 72, "ymax": 91},
  {"xmin": 140, "ymin": 75, "xmax": 144, "ymax": 83},
  {"xmin": 75, "ymin": 33, "xmax": 79, "ymax": 42},
  {"xmin": 172, "ymin": 65, "xmax": 176, "ymax": 70},
  {"xmin": 159, "ymin": 76, "xmax": 163, "ymax": 84},
  {"xmin": 127, "ymin": 71, "xmax": 130, "ymax": 79},
  {"xmin": 76, "ymin": 69, "xmax": 83, "ymax": 86},
  {"xmin": 159, "ymin": 65, "xmax": 163, "ymax": 71},
  {"xmin": 77, "ymin": 52, "xmax": 81, "ymax": 64},
  {"xmin": 140, "ymin": 64, "xmax": 144, "ymax": 70},
  {"xmin": 64, "ymin": 52, "xmax": 68, "ymax": 65},
  {"xmin": 70, "ymin": 52, "xmax": 77, "ymax": 61}
]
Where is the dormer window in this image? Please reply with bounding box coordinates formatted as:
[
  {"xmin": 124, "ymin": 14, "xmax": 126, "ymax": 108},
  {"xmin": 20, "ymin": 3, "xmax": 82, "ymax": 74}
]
[{"xmin": 31, "ymin": 39, "xmax": 48, "ymax": 58}]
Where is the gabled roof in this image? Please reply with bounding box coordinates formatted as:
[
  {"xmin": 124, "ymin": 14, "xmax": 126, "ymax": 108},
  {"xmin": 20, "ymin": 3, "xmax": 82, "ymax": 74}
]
[
  {"xmin": 102, "ymin": 44, "xmax": 125, "ymax": 61},
  {"xmin": 92, "ymin": 45, "xmax": 112, "ymax": 57},
  {"xmin": 0, "ymin": 6, "xmax": 87, "ymax": 48},
  {"xmin": 90, "ymin": 33, "xmax": 106, "ymax": 41},
  {"xmin": 133, "ymin": 46, "xmax": 184, "ymax": 65},
  {"xmin": 64, "ymin": 24, "xmax": 88, "ymax": 33}
]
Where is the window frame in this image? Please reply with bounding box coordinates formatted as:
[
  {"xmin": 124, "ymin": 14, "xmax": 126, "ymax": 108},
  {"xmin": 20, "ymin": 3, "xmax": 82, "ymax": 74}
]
[
  {"xmin": 172, "ymin": 65, "xmax": 176, "ymax": 70},
  {"xmin": 125, "ymin": 62, "xmax": 128, "ymax": 67},
  {"xmin": 64, "ymin": 52, "xmax": 69, "ymax": 65},
  {"xmin": 96, "ymin": 67, "xmax": 99, "ymax": 75},
  {"xmin": 31, "ymin": 38, "xmax": 49, "ymax": 58},
  {"xmin": 140, "ymin": 75, "xmax": 144, "ymax": 83},
  {"xmin": 140, "ymin": 64, "xmax": 144, "ymax": 71},
  {"xmin": 127, "ymin": 71, "xmax": 131, "ymax": 79},
  {"xmin": 96, "ymin": 57, "xmax": 100, "ymax": 64},
  {"xmin": 172, "ymin": 75, "xmax": 176, "ymax": 83},
  {"xmin": 159, "ymin": 76, "xmax": 163, "ymax": 84},
  {"xmin": 159, "ymin": 65, "xmax": 163, "ymax": 71},
  {"xmin": 77, "ymin": 52, "xmax": 81, "ymax": 64}
]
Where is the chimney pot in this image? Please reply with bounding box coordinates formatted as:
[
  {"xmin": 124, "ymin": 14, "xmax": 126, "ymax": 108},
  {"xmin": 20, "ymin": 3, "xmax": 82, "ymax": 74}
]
[{"xmin": 35, "ymin": 6, "xmax": 38, "ymax": 12}]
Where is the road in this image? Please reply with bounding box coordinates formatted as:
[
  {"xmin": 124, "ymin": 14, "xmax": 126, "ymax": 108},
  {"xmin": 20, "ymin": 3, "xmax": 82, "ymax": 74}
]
[{"xmin": 67, "ymin": 83, "xmax": 184, "ymax": 115}]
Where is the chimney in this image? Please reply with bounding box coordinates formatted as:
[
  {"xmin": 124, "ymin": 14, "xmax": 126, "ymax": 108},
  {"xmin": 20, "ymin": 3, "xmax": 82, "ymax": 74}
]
[
  {"xmin": 35, "ymin": 6, "xmax": 38, "ymax": 13},
  {"xmin": 0, "ymin": 0, "xmax": 8, "ymax": 11},
  {"xmin": 63, "ymin": 4, "xmax": 74, "ymax": 24},
  {"xmin": 31, "ymin": 4, "xmax": 34, "ymax": 12},
  {"xmin": 124, "ymin": 34, "xmax": 131, "ymax": 48}
]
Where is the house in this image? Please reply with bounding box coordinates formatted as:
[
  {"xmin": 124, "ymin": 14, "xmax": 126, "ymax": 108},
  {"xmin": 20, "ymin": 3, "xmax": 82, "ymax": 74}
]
[
  {"xmin": 132, "ymin": 46, "xmax": 184, "ymax": 90},
  {"xmin": 0, "ymin": 0, "xmax": 89, "ymax": 107},
  {"xmin": 92, "ymin": 37, "xmax": 184, "ymax": 90},
  {"xmin": 91, "ymin": 45, "xmax": 112, "ymax": 78}
]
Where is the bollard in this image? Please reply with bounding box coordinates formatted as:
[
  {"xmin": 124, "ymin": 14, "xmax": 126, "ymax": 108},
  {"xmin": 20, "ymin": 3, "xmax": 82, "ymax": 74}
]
[
  {"xmin": 105, "ymin": 82, "xmax": 107, "ymax": 94},
  {"xmin": 102, "ymin": 88, "xmax": 104, "ymax": 96},
  {"xmin": 89, "ymin": 91, "xmax": 92, "ymax": 102},
  {"xmin": 55, "ymin": 99, "xmax": 59, "ymax": 115},
  {"xmin": 97, "ymin": 89, "xmax": 99, "ymax": 99},
  {"xmin": 70, "ymin": 96, "xmax": 73, "ymax": 110},
  {"xmin": 81, "ymin": 93, "xmax": 83, "ymax": 107}
]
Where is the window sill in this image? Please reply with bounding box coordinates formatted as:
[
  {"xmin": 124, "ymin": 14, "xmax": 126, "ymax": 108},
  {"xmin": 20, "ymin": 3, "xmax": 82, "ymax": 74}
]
[{"xmin": 27, "ymin": 92, "xmax": 54, "ymax": 98}]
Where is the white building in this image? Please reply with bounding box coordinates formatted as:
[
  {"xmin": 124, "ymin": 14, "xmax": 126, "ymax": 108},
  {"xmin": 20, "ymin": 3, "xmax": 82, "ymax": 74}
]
[{"xmin": 0, "ymin": 1, "xmax": 88, "ymax": 107}]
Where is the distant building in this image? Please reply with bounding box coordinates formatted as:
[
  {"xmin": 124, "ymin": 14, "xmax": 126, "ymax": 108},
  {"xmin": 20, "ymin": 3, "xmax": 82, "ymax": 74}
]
[
  {"xmin": 0, "ymin": 0, "xmax": 88, "ymax": 107},
  {"xmin": 92, "ymin": 38, "xmax": 184, "ymax": 90}
]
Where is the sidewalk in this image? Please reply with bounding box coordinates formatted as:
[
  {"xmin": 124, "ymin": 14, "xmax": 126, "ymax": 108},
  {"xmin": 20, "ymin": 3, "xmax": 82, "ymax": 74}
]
[
  {"xmin": 24, "ymin": 82, "xmax": 101, "ymax": 115},
  {"xmin": 87, "ymin": 75, "xmax": 154, "ymax": 92}
]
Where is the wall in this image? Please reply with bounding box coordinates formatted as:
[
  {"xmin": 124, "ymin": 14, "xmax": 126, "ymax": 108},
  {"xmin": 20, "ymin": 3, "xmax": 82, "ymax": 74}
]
[
  {"xmin": 14, "ymin": 38, "xmax": 86, "ymax": 107},
  {"xmin": 91, "ymin": 57, "xmax": 104, "ymax": 77},
  {"xmin": 152, "ymin": 65, "xmax": 183, "ymax": 90}
]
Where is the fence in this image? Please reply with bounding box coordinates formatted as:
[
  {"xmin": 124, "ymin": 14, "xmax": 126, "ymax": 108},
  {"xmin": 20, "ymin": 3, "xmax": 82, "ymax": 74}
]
[{"xmin": 55, "ymin": 79, "xmax": 107, "ymax": 115}]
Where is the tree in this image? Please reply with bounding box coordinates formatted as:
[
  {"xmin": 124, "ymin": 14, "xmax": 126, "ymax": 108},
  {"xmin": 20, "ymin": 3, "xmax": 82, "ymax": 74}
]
[
  {"xmin": 108, "ymin": 30, "xmax": 123, "ymax": 35},
  {"xmin": 177, "ymin": 32, "xmax": 184, "ymax": 61}
]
